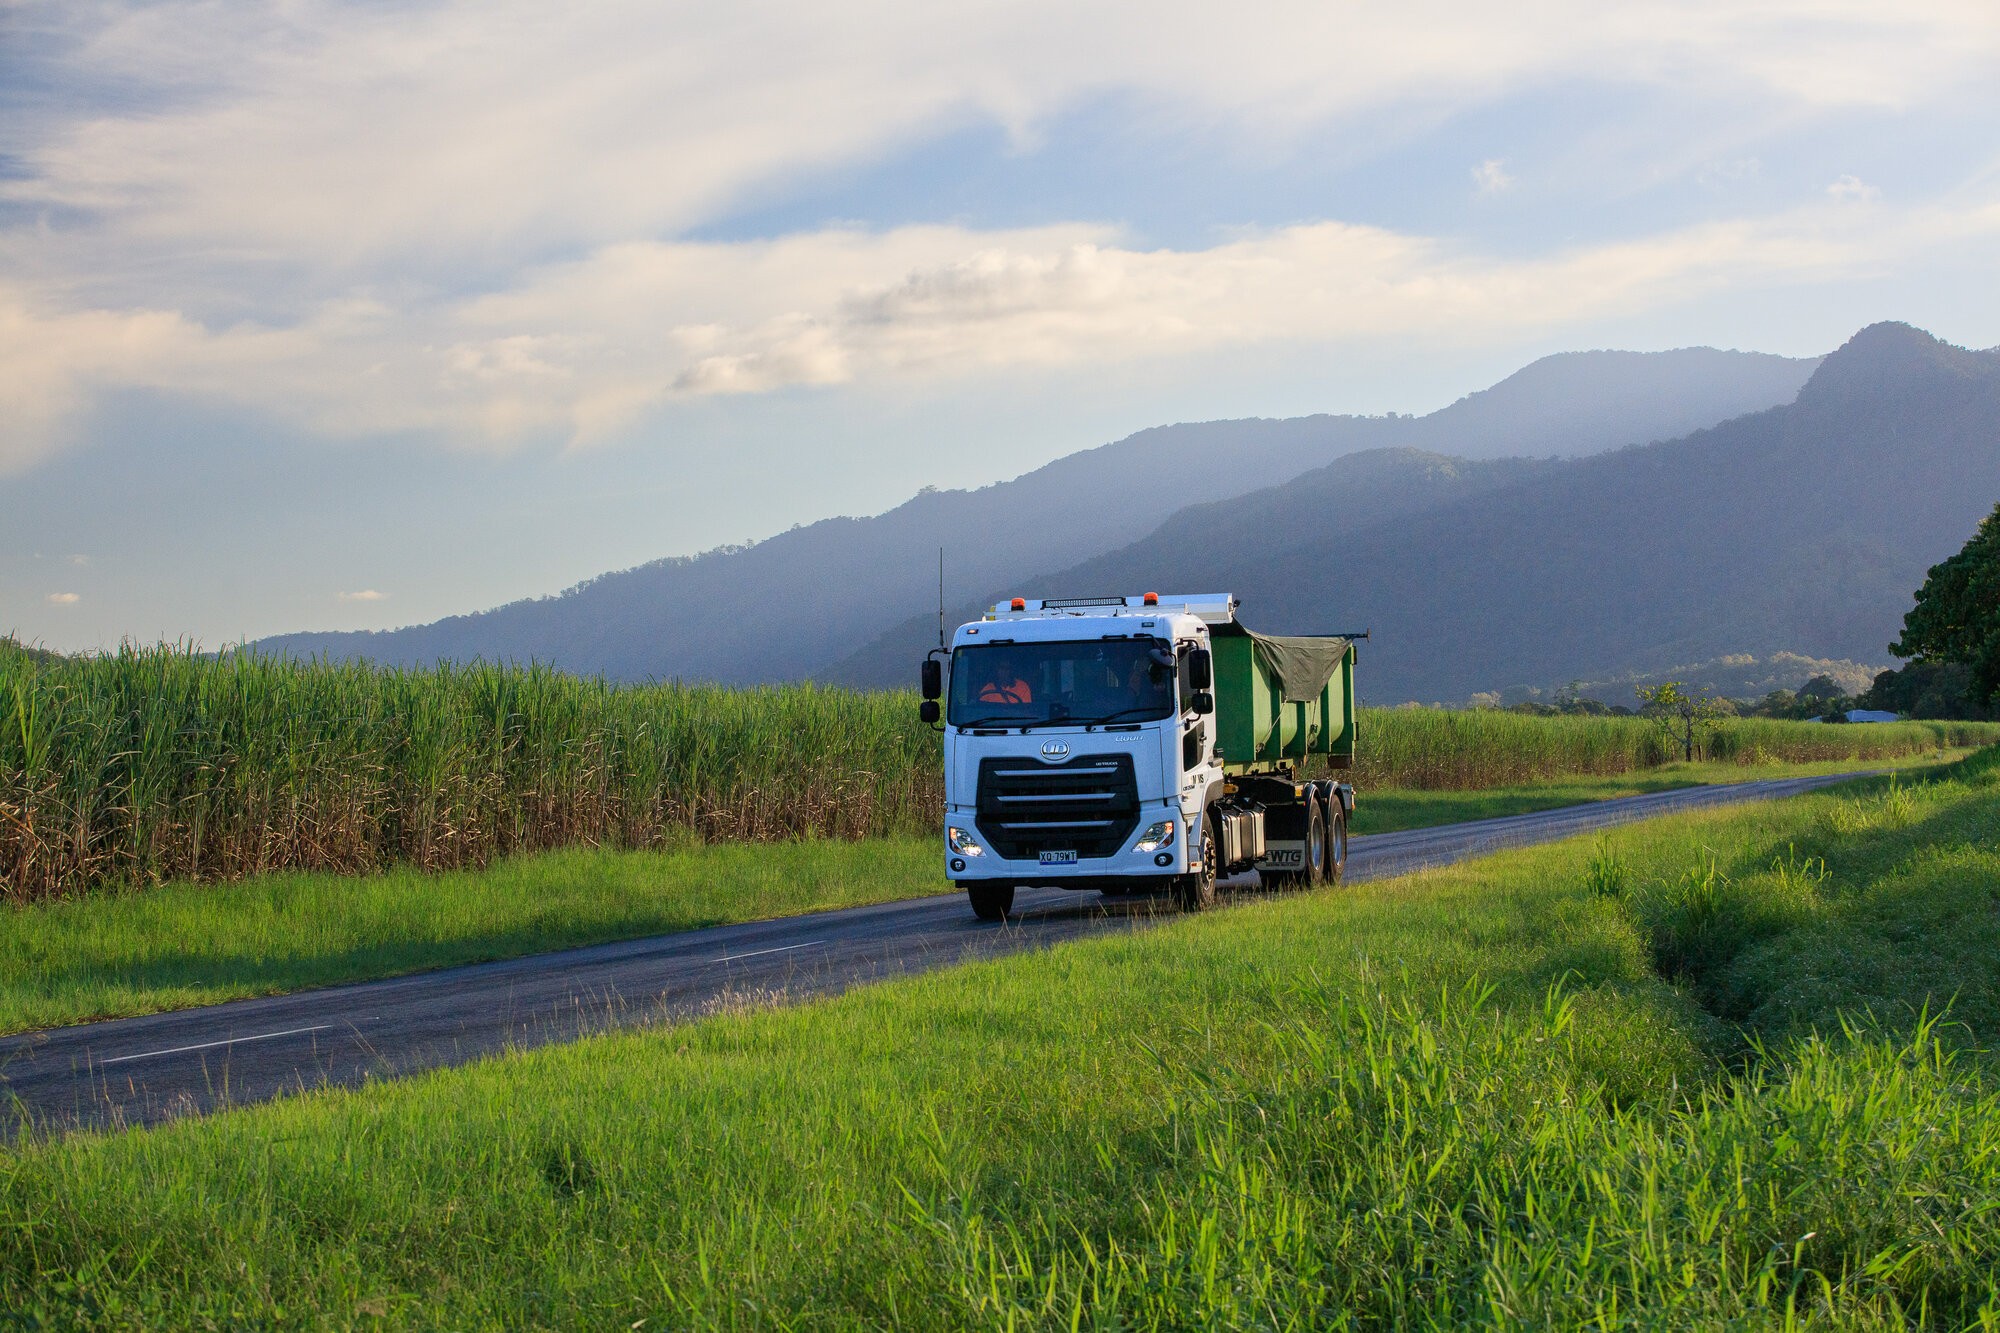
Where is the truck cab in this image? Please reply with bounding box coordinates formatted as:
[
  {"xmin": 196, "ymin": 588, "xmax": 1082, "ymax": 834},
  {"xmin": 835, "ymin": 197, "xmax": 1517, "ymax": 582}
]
[{"xmin": 925, "ymin": 593, "xmax": 1356, "ymax": 919}]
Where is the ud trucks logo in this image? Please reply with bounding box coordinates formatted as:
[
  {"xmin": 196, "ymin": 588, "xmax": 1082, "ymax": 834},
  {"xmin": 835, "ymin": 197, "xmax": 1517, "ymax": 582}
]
[{"xmin": 1038, "ymin": 741, "xmax": 1070, "ymax": 762}]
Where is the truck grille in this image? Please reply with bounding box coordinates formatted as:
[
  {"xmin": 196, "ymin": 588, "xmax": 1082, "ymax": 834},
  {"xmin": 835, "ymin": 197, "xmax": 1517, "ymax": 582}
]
[{"xmin": 975, "ymin": 753, "xmax": 1141, "ymax": 860}]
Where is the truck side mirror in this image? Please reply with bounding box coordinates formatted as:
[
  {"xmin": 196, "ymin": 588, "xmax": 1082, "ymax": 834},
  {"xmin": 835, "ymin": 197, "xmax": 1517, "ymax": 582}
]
[
  {"xmin": 919, "ymin": 699, "xmax": 941, "ymax": 725},
  {"xmin": 920, "ymin": 659, "xmax": 942, "ymax": 699},
  {"xmin": 1192, "ymin": 690, "xmax": 1214, "ymax": 716},
  {"xmin": 1187, "ymin": 649, "xmax": 1212, "ymax": 690}
]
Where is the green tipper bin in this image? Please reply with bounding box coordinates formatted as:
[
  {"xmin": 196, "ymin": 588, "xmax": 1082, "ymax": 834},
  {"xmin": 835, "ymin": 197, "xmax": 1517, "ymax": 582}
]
[{"xmin": 1209, "ymin": 625, "xmax": 1355, "ymax": 774}]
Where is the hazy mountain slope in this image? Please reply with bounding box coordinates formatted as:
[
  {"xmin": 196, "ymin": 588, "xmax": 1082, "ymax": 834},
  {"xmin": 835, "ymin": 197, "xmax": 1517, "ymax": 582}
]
[
  {"xmin": 824, "ymin": 448, "xmax": 1562, "ymax": 683},
  {"xmin": 254, "ymin": 415, "xmax": 1411, "ymax": 681},
  {"xmin": 855, "ymin": 323, "xmax": 1991, "ymax": 704},
  {"xmin": 1263, "ymin": 323, "xmax": 2000, "ymax": 701},
  {"xmin": 1405, "ymin": 346, "xmax": 1815, "ymax": 457},
  {"xmin": 251, "ymin": 347, "xmax": 1815, "ymax": 682}
]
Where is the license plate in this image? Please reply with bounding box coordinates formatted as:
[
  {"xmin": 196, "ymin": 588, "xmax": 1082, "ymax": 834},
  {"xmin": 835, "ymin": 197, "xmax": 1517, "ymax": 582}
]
[{"xmin": 1039, "ymin": 850, "xmax": 1078, "ymax": 865}]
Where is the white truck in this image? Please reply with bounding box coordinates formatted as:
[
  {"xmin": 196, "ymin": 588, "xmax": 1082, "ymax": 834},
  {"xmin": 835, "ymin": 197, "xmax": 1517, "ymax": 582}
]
[{"xmin": 918, "ymin": 593, "xmax": 1358, "ymax": 920}]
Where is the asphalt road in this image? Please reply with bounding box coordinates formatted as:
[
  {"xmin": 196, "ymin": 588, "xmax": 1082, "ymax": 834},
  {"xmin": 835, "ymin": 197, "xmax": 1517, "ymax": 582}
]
[{"xmin": 0, "ymin": 772, "xmax": 1871, "ymax": 1134}]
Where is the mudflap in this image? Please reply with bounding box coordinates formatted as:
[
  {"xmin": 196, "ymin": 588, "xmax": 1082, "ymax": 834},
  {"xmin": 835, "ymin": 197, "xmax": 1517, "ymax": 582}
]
[{"xmin": 1258, "ymin": 841, "xmax": 1309, "ymax": 875}]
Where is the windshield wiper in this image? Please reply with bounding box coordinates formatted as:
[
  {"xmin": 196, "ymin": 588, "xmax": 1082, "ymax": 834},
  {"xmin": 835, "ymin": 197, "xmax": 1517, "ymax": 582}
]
[
  {"xmin": 1067, "ymin": 705, "xmax": 1173, "ymax": 728},
  {"xmin": 954, "ymin": 714, "xmax": 1039, "ymax": 730}
]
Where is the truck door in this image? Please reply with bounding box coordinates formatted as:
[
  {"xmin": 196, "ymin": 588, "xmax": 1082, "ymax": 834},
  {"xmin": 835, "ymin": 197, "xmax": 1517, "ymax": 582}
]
[{"xmin": 1178, "ymin": 645, "xmax": 1212, "ymax": 776}]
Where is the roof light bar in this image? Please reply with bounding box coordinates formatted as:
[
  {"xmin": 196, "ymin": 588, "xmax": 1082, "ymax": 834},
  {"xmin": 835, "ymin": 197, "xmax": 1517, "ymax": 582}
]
[{"xmin": 985, "ymin": 593, "xmax": 1236, "ymax": 623}]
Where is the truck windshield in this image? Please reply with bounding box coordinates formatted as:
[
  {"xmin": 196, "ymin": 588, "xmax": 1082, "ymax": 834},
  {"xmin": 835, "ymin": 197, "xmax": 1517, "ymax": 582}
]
[{"xmin": 948, "ymin": 639, "xmax": 1177, "ymax": 728}]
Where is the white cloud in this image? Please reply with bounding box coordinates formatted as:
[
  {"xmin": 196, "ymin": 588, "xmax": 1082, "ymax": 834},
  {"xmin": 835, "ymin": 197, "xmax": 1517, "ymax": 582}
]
[
  {"xmin": 1472, "ymin": 159, "xmax": 1514, "ymax": 195},
  {"xmin": 45, "ymin": 592, "xmax": 80, "ymax": 605},
  {"xmin": 0, "ymin": 290, "xmax": 202, "ymax": 469},
  {"xmin": 0, "ymin": 281, "xmax": 325, "ymax": 470},
  {"xmin": 1697, "ymin": 157, "xmax": 1763, "ymax": 188},
  {"xmin": 3, "ymin": 192, "xmax": 1992, "ymax": 461},
  {"xmin": 10, "ymin": 2, "xmax": 1988, "ymax": 271},
  {"xmin": 3, "ymin": 1, "xmax": 1998, "ymax": 467},
  {"xmin": 337, "ymin": 589, "xmax": 388, "ymax": 602},
  {"xmin": 598, "ymin": 198, "xmax": 1980, "ymax": 401},
  {"xmin": 1827, "ymin": 174, "xmax": 1881, "ymax": 202}
]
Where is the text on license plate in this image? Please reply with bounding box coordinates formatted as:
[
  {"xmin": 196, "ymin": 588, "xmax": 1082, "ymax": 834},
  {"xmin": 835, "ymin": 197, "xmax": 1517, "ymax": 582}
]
[{"xmin": 1039, "ymin": 850, "xmax": 1078, "ymax": 865}]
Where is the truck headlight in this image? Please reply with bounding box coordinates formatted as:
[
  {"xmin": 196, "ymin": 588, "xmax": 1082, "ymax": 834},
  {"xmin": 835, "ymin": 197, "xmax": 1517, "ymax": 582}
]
[
  {"xmin": 1132, "ymin": 820, "xmax": 1177, "ymax": 853},
  {"xmin": 947, "ymin": 826, "xmax": 985, "ymax": 857}
]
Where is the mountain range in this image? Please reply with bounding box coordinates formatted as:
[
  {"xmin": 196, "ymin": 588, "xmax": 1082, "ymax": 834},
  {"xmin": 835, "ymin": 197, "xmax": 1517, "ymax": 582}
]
[
  {"xmin": 830, "ymin": 323, "xmax": 2000, "ymax": 701},
  {"xmin": 253, "ymin": 345, "xmax": 1816, "ymax": 689},
  {"xmin": 249, "ymin": 324, "xmax": 2000, "ymax": 704}
]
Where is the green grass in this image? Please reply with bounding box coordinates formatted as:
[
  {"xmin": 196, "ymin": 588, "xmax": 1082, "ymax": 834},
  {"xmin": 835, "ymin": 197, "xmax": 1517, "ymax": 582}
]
[
  {"xmin": 1350, "ymin": 749, "xmax": 1968, "ymax": 834},
  {"xmin": 1, "ymin": 753, "xmax": 1947, "ymax": 1037},
  {"xmin": 0, "ymin": 752, "xmax": 1956, "ymax": 1036},
  {"xmin": 0, "ymin": 839, "xmax": 948, "ymax": 1035},
  {"xmin": 6, "ymin": 754, "xmax": 1998, "ymax": 1327}
]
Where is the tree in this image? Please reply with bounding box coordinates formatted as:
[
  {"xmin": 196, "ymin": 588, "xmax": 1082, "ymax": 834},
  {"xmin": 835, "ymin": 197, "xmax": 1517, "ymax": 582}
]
[
  {"xmin": 1756, "ymin": 688, "xmax": 1798, "ymax": 718},
  {"xmin": 1860, "ymin": 661, "xmax": 1994, "ymax": 720},
  {"xmin": 1636, "ymin": 681, "xmax": 1728, "ymax": 762},
  {"xmin": 1796, "ymin": 673, "xmax": 1852, "ymax": 722},
  {"xmin": 1891, "ymin": 501, "xmax": 2000, "ymax": 707},
  {"xmin": 1552, "ymin": 680, "xmax": 1613, "ymax": 716}
]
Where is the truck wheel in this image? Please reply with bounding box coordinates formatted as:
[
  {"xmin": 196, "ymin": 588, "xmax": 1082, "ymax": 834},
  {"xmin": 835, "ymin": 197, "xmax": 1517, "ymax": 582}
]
[
  {"xmin": 1323, "ymin": 798, "xmax": 1348, "ymax": 885},
  {"xmin": 1300, "ymin": 800, "xmax": 1326, "ymax": 888},
  {"xmin": 967, "ymin": 884, "xmax": 1014, "ymax": 921},
  {"xmin": 1174, "ymin": 818, "xmax": 1218, "ymax": 911}
]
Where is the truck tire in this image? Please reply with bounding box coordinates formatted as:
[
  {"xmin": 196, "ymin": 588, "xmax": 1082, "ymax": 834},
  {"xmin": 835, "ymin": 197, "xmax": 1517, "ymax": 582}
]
[
  {"xmin": 1173, "ymin": 818, "xmax": 1218, "ymax": 911},
  {"xmin": 967, "ymin": 883, "xmax": 1014, "ymax": 921},
  {"xmin": 1322, "ymin": 796, "xmax": 1348, "ymax": 885},
  {"xmin": 1299, "ymin": 800, "xmax": 1326, "ymax": 888}
]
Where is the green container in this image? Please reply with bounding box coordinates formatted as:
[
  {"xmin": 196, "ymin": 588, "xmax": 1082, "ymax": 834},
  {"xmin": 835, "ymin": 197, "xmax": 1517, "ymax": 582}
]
[{"xmin": 1211, "ymin": 627, "xmax": 1356, "ymax": 774}]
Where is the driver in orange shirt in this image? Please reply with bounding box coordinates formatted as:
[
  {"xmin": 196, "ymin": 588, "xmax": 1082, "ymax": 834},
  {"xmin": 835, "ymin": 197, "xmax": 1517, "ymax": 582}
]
[{"xmin": 976, "ymin": 654, "xmax": 1033, "ymax": 705}]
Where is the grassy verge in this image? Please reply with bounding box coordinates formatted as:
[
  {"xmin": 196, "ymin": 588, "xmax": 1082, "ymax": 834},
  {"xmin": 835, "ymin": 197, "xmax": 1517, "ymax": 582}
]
[
  {"xmin": 5, "ymin": 756, "xmax": 1997, "ymax": 1326},
  {"xmin": 0, "ymin": 840, "xmax": 947, "ymax": 1035},
  {"xmin": 1350, "ymin": 748, "xmax": 1968, "ymax": 834},
  {"xmin": 3, "ymin": 754, "xmax": 1946, "ymax": 1036},
  {"xmin": 1350, "ymin": 709, "xmax": 1998, "ymax": 789}
]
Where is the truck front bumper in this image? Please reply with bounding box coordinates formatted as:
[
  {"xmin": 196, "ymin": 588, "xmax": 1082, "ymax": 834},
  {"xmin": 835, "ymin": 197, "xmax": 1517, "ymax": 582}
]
[{"xmin": 944, "ymin": 816, "xmax": 1186, "ymax": 884}]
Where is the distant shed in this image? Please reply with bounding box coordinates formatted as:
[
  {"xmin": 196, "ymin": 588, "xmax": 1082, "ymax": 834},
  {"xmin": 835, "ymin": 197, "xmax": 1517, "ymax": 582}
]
[{"xmin": 1844, "ymin": 709, "xmax": 1899, "ymax": 724}]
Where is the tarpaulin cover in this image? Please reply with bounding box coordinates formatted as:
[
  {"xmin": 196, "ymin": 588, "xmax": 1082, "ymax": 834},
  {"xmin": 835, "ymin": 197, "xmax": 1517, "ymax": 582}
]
[{"xmin": 1213, "ymin": 624, "xmax": 1351, "ymax": 703}]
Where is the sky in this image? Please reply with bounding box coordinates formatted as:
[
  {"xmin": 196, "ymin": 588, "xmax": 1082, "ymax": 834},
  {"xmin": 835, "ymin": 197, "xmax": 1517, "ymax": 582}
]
[{"xmin": 5, "ymin": 1, "xmax": 2000, "ymax": 652}]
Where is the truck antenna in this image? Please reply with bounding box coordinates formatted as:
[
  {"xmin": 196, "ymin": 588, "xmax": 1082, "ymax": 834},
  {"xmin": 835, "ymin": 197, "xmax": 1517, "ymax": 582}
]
[{"xmin": 937, "ymin": 547, "xmax": 946, "ymax": 652}]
